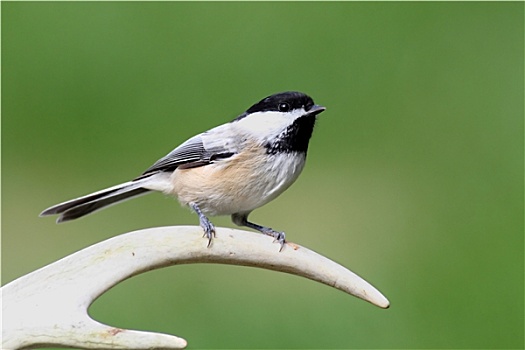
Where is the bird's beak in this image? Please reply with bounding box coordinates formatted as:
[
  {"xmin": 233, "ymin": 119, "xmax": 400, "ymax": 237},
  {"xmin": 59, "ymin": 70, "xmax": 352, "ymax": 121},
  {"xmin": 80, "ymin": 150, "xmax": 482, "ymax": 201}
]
[{"xmin": 307, "ymin": 104, "xmax": 326, "ymax": 116}]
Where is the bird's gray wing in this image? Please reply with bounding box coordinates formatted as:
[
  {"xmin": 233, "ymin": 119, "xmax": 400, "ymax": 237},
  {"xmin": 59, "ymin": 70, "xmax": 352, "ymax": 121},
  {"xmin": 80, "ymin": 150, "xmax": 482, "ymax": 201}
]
[{"xmin": 138, "ymin": 129, "xmax": 236, "ymax": 178}]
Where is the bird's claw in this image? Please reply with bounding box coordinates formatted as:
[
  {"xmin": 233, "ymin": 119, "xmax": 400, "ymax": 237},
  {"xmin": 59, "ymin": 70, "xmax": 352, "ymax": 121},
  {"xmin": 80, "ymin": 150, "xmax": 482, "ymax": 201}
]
[
  {"xmin": 190, "ymin": 202, "xmax": 215, "ymax": 248},
  {"xmin": 262, "ymin": 228, "xmax": 286, "ymax": 252},
  {"xmin": 200, "ymin": 218, "xmax": 216, "ymax": 247}
]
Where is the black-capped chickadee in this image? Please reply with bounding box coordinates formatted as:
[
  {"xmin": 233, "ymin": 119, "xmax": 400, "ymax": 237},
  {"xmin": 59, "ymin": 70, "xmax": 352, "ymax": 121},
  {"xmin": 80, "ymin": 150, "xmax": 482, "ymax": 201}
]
[{"xmin": 41, "ymin": 91, "xmax": 326, "ymax": 250}]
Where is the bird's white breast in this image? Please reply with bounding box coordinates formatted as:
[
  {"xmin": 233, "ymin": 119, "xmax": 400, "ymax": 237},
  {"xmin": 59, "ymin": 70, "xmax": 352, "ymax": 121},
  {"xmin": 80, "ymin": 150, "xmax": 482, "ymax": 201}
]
[{"xmin": 169, "ymin": 143, "xmax": 306, "ymax": 217}]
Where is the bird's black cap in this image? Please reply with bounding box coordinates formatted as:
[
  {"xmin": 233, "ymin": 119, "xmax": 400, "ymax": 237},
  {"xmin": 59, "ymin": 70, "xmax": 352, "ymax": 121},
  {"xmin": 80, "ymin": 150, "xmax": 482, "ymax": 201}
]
[
  {"xmin": 234, "ymin": 91, "xmax": 319, "ymax": 121},
  {"xmin": 246, "ymin": 91, "xmax": 315, "ymax": 114}
]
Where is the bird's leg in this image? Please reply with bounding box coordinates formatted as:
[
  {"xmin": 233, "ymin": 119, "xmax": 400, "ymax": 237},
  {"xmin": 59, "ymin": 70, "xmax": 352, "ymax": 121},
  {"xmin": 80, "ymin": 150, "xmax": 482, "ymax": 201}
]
[
  {"xmin": 231, "ymin": 213, "xmax": 286, "ymax": 251},
  {"xmin": 190, "ymin": 202, "xmax": 215, "ymax": 247}
]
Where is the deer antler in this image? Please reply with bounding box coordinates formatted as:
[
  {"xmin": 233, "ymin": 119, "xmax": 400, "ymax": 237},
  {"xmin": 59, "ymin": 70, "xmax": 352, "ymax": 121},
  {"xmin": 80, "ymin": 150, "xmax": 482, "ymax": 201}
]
[{"xmin": 2, "ymin": 226, "xmax": 389, "ymax": 349}]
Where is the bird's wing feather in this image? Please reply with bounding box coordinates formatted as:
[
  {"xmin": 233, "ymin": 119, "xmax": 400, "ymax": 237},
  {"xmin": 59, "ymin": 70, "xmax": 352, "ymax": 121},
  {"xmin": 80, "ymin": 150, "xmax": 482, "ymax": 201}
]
[
  {"xmin": 139, "ymin": 125, "xmax": 240, "ymax": 177},
  {"xmin": 139, "ymin": 135, "xmax": 208, "ymax": 176}
]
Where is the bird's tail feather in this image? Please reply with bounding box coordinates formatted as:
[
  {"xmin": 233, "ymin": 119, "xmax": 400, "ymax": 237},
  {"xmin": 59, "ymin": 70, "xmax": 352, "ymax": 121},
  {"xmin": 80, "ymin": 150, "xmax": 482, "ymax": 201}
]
[{"xmin": 40, "ymin": 179, "xmax": 152, "ymax": 223}]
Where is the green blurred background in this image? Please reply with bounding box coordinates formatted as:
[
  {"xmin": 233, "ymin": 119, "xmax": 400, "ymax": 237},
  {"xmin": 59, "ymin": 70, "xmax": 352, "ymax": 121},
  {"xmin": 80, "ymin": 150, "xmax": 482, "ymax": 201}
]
[{"xmin": 2, "ymin": 2, "xmax": 523, "ymax": 349}]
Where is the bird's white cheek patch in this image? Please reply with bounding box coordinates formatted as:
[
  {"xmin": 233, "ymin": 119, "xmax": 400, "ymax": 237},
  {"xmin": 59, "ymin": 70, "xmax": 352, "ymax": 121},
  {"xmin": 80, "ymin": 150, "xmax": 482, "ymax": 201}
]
[{"xmin": 235, "ymin": 110, "xmax": 304, "ymax": 140}]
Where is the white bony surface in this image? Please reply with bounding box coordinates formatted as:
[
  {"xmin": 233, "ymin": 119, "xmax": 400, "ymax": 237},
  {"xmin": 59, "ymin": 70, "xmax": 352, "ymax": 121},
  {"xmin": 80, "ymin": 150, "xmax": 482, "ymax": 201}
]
[{"xmin": 2, "ymin": 226, "xmax": 389, "ymax": 349}]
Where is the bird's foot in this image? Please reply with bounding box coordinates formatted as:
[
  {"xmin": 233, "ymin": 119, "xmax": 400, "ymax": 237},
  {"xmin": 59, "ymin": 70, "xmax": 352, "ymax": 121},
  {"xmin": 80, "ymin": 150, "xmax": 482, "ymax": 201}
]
[
  {"xmin": 190, "ymin": 203, "xmax": 215, "ymax": 247},
  {"xmin": 260, "ymin": 228, "xmax": 286, "ymax": 252},
  {"xmin": 201, "ymin": 219, "xmax": 216, "ymax": 247},
  {"xmin": 231, "ymin": 213, "xmax": 286, "ymax": 252}
]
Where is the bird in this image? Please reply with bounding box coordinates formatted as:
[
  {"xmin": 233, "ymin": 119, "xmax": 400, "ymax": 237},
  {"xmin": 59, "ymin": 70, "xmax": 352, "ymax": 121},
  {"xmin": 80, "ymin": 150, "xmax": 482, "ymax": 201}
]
[{"xmin": 40, "ymin": 91, "xmax": 326, "ymax": 250}]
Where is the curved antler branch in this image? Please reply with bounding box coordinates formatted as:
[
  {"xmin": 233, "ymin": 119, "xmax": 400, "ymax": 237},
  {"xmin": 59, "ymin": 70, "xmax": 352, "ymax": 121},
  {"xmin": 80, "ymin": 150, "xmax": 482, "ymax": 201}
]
[{"xmin": 2, "ymin": 226, "xmax": 389, "ymax": 349}]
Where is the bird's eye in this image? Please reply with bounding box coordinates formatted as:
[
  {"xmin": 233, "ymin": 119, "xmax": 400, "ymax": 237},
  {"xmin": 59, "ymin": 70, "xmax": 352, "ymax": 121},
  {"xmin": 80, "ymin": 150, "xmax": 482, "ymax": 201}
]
[{"xmin": 278, "ymin": 102, "xmax": 290, "ymax": 112}]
